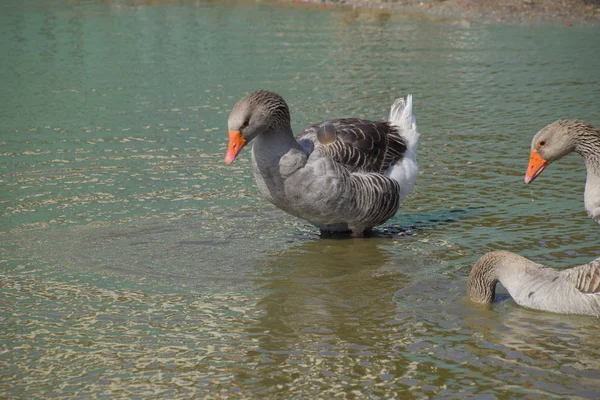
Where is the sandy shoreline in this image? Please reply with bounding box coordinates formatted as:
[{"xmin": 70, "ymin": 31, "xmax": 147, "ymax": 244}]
[{"xmin": 291, "ymin": 0, "xmax": 600, "ymax": 24}]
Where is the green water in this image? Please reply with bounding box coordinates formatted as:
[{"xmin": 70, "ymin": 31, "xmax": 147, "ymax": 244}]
[{"xmin": 1, "ymin": 0, "xmax": 599, "ymax": 398}]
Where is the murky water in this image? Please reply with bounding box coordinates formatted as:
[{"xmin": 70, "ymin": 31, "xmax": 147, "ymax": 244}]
[{"xmin": 1, "ymin": 0, "xmax": 599, "ymax": 397}]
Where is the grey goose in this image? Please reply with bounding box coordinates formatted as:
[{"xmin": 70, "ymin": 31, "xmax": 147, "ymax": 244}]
[
  {"xmin": 468, "ymin": 251, "xmax": 600, "ymax": 316},
  {"xmin": 225, "ymin": 90, "xmax": 419, "ymax": 237}
]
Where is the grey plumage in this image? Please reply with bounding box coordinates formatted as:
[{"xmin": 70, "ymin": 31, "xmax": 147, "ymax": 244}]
[
  {"xmin": 300, "ymin": 119, "xmax": 408, "ymax": 173},
  {"xmin": 564, "ymin": 258, "xmax": 600, "ymax": 294},
  {"xmin": 467, "ymin": 251, "xmax": 600, "ymax": 316},
  {"xmin": 226, "ymin": 90, "xmax": 419, "ymax": 236}
]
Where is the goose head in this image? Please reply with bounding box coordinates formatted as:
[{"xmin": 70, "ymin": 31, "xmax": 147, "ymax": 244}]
[
  {"xmin": 524, "ymin": 120, "xmax": 579, "ymax": 184},
  {"xmin": 225, "ymin": 90, "xmax": 291, "ymax": 165}
]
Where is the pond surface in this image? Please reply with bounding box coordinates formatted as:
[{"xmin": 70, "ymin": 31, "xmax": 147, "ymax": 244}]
[{"xmin": 1, "ymin": 0, "xmax": 599, "ymax": 398}]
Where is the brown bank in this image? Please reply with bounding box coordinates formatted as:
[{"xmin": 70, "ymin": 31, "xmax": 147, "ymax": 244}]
[{"xmin": 289, "ymin": 0, "xmax": 600, "ymax": 24}]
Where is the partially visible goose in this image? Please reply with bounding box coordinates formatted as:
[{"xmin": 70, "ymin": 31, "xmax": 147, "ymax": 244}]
[
  {"xmin": 467, "ymin": 251, "xmax": 600, "ymax": 316},
  {"xmin": 525, "ymin": 120, "xmax": 600, "ymax": 224},
  {"xmin": 225, "ymin": 90, "xmax": 419, "ymax": 236}
]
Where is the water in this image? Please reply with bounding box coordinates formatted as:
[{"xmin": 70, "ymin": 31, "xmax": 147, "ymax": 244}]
[{"xmin": 1, "ymin": 0, "xmax": 599, "ymax": 397}]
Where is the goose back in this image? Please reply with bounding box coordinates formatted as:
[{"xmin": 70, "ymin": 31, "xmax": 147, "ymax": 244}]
[
  {"xmin": 563, "ymin": 258, "xmax": 600, "ymax": 294},
  {"xmin": 297, "ymin": 118, "xmax": 407, "ymax": 174}
]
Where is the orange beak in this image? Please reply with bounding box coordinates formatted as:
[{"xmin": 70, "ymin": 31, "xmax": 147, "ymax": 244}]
[
  {"xmin": 224, "ymin": 130, "xmax": 247, "ymax": 165},
  {"xmin": 524, "ymin": 150, "xmax": 549, "ymax": 184}
]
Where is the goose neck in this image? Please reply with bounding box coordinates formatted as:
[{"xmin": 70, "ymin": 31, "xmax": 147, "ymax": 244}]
[
  {"xmin": 573, "ymin": 123, "xmax": 600, "ymax": 171},
  {"xmin": 253, "ymin": 126, "xmax": 300, "ymax": 163},
  {"xmin": 467, "ymin": 255, "xmax": 500, "ymax": 304}
]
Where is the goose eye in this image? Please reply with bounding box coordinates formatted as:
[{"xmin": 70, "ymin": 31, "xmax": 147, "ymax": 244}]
[{"xmin": 539, "ymin": 140, "xmax": 546, "ymax": 147}]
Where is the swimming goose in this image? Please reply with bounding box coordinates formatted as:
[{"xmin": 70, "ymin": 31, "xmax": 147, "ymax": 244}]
[
  {"xmin": 467, "ymin": 251, "xmax": 600, "ymax": 316},
  {"xmin": 225, "ymin": 90, "xmax": 419, "ymax": 236},
  {"xmin": 525, "ymin": 120, "xmax": 600, "ymax": 224}
]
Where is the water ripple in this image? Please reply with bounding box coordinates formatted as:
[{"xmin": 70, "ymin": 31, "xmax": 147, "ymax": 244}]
[{"xmin": 1, "ymin": 0, "xmax": 599, "ymax": 398}]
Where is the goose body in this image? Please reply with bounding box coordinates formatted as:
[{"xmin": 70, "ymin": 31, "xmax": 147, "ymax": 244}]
[
  {"xmin": 467, "ymin": 251, "xmax": 600, "ymax": 316},
  {"xmin": 225, "ymin": 90, "xmax": 419, "ymax": 236},
  {"xmin": 525, "ymin": 120, "xmax": 600, "ymax": 224}
]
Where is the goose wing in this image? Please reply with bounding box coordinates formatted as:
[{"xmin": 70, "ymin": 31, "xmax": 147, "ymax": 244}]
[
  {"xmin": 296, "ymin": 118, "xmax": 407, "ymax": 173},
  {"xmin": 562, "ymin": 258, "xmax": 600, "ymax": 294}
]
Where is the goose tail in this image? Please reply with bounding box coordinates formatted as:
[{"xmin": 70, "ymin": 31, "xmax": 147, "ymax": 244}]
[
  {"xmin": 386, "ymin": 94, "xmax": 419, "ymax": 203},
  {"xmin": 389, "ymin": 94, "xmax": 419, "ymax": 155}
]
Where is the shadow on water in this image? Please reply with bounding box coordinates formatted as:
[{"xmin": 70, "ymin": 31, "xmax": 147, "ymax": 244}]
[
  {"xmin": 380, "ymin": 207, "xmax": 484, "ymax": 238},
  {"xmin": 319, "ymin": 207, "xmax": 484, "ymax": 239}
]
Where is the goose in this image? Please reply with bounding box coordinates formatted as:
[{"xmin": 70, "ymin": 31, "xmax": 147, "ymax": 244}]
[
  {"xmin": 224, "ymin": 90, "xmax": 419, "ymax": 237},
  {"xmin": 524, "ymin": 120, "xmax": 600, "ymax": 224},
  {"xmin": 467, "ymin": 251, "xmax": 600, "ymax": 316}
]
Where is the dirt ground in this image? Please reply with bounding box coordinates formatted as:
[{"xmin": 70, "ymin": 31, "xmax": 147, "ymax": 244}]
[{"xmin": 291, "ymin": 0, "xmax": 600, "ymax": 23}]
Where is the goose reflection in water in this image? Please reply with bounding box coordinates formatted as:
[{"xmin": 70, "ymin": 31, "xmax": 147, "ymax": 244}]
[{"xmin": 241, "ymin": 238, "xmax": 420, "ymax": 379}]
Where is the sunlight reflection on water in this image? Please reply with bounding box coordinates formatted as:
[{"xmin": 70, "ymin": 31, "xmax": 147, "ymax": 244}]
[{"xmin": 1, "ymin": 0, "xmax": 599, "ymax": 398}]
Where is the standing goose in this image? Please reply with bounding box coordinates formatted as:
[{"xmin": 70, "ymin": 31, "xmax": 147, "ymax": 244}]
[
  {"xmin": 525, "ymin": 120, "xmax": 600, "ymax": 224},
  {"xmin": 467, "ymin": 251, "xmax": 600, "ymax": 316},
  {"xmin": 225, "ymin": 90, "xmax": 419, "ymax": 236}
]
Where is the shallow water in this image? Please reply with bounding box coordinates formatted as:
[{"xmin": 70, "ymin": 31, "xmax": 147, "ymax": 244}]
[{"xmin": 1, "ymin": 0, "xmax": 599, "ymax": 398}]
